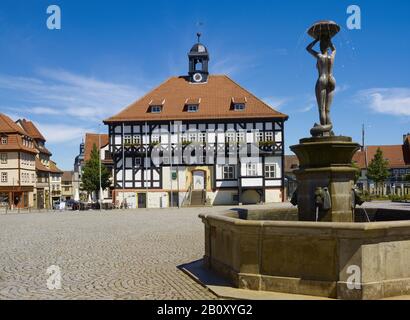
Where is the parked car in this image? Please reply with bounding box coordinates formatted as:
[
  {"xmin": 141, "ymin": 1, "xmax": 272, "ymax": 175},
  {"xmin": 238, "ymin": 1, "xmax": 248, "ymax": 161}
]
[
  {"xmin": 53, "ymin": 201, "xmax": 60, "ymax": 210},
  {"xmin": 65, "ymin": 199, "xmax": 78, "ymax": 210}
]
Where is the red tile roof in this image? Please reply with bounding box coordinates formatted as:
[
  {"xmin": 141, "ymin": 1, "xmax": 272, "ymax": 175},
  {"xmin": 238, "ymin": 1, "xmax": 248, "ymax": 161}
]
[
  {"xmin": 104, "ymin": 75, "xmax": 288, "ymax": 123},
  {"xmin": 286, "ymin": 144, "xmax": 410, "ymax": 172},
  {"xmin": 62, "ymin": 171, "xmax": 73, "ymax": 182},
  {"xmin": 284, "ymin": 155, "xmax": 299, "ymax": 173},
  {"xmin": 0, "ymin": 114, "xmax": 38, "ymax": 154},
  {"xmin": 84, "ymin": 133, "xmax": 109, "ymax": 161},
  {"xmin": 35, "ymin": 158, "xmax": 50, "ymax": 172},
  {"xmin": 17, "ymin": 119, "xmax": 45, "ymax": 141},
  {"xmin": 0, "ymin": 113, "xmax": 26, "ymax": 135},
  {"xmin": 49, "ymin": 160, "xmax": 63, "ymax": 174},
  {"xmin": 353, "ymin": 145, "xmax": 409, "ymax": 169}
]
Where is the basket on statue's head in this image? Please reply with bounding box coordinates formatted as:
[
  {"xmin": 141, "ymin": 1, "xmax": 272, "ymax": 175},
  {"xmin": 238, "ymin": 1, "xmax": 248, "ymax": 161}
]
[{"xmin": 308, "ymin": 20, "xmax": 340, "ymax": 39}]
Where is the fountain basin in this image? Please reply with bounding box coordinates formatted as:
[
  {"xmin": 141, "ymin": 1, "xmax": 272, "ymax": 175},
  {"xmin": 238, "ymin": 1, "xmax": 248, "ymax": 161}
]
[{"xmin": 200, "ymin": 209, "xmax": 410, "ymax": 299}]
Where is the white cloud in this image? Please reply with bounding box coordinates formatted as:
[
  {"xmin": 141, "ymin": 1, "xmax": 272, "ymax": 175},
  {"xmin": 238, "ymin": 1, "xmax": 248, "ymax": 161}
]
[
  {"xmin": 335, "ymin": 84, "xmax": 349, "ymax": 94},
  {"xmin": 296, "ymin": 95, "xmax": 316, "ymax": 113},
  {"xmin": 357, "ymin": 88, "xmax": 410, "ymax": 116},
  {"xmin": 263, "ymin": 97, "xmax": 288, "ymax": 110},
  {"xmin": 36, "ymin": 123, "xmax": 90, "ymax": 144},
  {"xmin": 0, "ymin": 69, "xmax": 145, "ymax": 122}
]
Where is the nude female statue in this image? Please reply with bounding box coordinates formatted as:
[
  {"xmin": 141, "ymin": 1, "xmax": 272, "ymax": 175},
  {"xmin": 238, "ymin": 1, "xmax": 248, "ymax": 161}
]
[{"xmin": 306, "ymin": 36, "xmax": 336, "ymax": 135}]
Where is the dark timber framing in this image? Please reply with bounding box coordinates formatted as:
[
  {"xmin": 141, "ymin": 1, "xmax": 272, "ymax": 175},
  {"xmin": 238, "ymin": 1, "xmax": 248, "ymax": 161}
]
[{"xmin": 107, "ymin": 117, "xmax": 285, "ymax": 203}]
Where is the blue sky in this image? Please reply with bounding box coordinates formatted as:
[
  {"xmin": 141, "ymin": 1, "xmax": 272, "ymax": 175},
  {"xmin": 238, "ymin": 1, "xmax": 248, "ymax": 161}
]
[{"xmin": 0, "ymin": 0, "xmax": 409, "ymax": 170}]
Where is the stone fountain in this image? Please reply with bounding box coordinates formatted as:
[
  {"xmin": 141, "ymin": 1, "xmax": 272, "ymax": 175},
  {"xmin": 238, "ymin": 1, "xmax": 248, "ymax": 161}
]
[{"xmin": 199, "ymin": 21, "xmax": 410, "ymax": 300}]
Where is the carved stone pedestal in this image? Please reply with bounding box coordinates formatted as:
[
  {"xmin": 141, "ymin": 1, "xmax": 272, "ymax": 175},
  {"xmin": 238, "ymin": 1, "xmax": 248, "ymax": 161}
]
[{"xmin": 290, "ymin": 136, "xmax": 360, "ymax": 222}]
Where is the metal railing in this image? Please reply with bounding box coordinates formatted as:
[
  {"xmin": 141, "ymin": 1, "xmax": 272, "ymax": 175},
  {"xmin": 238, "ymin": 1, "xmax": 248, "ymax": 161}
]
[{"xmin": 181, "ymin": 183, "xmax": 193, "ymax": 207}]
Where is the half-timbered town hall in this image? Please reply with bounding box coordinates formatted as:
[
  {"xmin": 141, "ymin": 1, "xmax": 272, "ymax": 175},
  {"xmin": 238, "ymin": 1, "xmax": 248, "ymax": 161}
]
[{"xmin": 104, "ymin": 36, "xmax": 288, "ymax": 208}]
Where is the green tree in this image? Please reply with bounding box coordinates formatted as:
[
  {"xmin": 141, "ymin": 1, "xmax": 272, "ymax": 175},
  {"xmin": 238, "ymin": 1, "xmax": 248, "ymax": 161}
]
[
  {"xmin": 81, "ymin": 144, "xmax": 111, "ymax": 200},
  {"xmin": 366, "ymin": 148, "xmax": 390, "ymax": 193}
]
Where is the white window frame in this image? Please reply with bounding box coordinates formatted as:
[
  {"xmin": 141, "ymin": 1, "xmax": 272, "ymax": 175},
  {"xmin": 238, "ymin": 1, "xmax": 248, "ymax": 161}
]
[
  {"xmin": 225, "ymin": 132, "xmax": 236, "ymax": 143},
  {"xmin": 188, "ymin": 132, "xmax": 197, "ymax": 142},
  {"xmin": 124, "ymin": 135, "xmax": 132, "ymax": 144},
  {"xmin": 265, "ymin": 164, "xmax": 276, "ymax": 178},
  {"xmin": 233, "ymin": 103, "xmax": 245, "ymax": 111},
  {"xmin": 187, "ymin": 104, "xmax": 199, "ymax": 112},
  {"xmin": 255, "ymin": 131, "xmax": 264, "ymax": 142},
  {"xmin": 1, "ymin": 172, "xmax": 7, "ymax": 183},
  {"xmin": 198, "ymin": 132, "xmax": 206, "ymax": 143},
  {"xmin": 223, "ymin": 165, "xmax": 236, "ymax": 179},
  {"xmin": 246, "ymin": 163, "xmax": 257, "ymax": 176},
  {"xmin": 151, "ymin": 135, "xmax": 160, "ymax": 144},
  {"xmin": 265, "ymin": 132, "xmax": 274, "ymax": 141},
  {"xmin": 132, "ymin": 135, "xmax": 141, "ymax": 145},
  {"xmin": 1, "ymin": 153, "xmax": 7, "ymax": 164},
  {"xmin": 1, "ymin": 136, "xmax": 7, "ymax": 144},
  {"xmin": 181, "ymin": 133, "xmax": 188, "ymax": 143},
  {"xmin": 236, "ymin": 132, "xmax": 245, "ymax": 142},
  {"xmin": 150, "ymin": 105, "xmax": 162, "ymax": 113}
]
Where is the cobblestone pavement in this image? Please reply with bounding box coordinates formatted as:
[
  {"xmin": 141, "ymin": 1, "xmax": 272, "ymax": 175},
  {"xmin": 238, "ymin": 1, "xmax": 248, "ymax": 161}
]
[{"xmin": 0, "ymin": 207, "xmax": 229, "ymax": 300}]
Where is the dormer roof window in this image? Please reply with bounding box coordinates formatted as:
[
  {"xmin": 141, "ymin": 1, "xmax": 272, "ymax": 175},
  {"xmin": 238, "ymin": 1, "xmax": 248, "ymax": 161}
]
[
  {"xmin": 233, "ymin": 103, "xmax": 245, "ymax": 111},
  {"xmin": 187, "ymin": 104, "xmax": 199, "ymax": 112},
  {"xmin": 148, "ymin": 99, "xmax": 165, "ymax": 113},
  {"xmin": 231, "ymin": 97, "xmax": 247, "ymax": 111},
  {"xmin": 184, "ymin": 98, "xmax": 200, "ymax": 112},
  {"xmin": 150, "ymin": 105, "xmax": 162, "ymax": 113}
]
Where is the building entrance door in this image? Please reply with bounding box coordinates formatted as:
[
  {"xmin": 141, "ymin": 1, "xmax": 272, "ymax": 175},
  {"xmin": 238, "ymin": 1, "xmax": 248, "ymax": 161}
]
[
  {"xmin": 37, "ymin": 190, "xmax": 44, "ymax": 209},
  {"xmin": 137, "ymin": 193, "xmax": 146, "ymax": 208},
  {"xmin": 193, "ymin": 171, "xmax": 205, "ymax": 190}
]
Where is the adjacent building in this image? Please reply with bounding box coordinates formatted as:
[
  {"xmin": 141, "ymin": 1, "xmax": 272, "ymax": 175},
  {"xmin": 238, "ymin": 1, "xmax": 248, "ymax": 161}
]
[
  {"xmin": 353, "ymin": 134, "xmax": 410, "ymax": 195},
  {"xmin": 16, "ymin": 119, "xmax": 63, "ymax": 209},
  {"xmin": 0, "ymin": 114, "xmax": 37, "ymax": 208},
  {"xmin": 285, "ymin": 134, "xmax": 410, "ymax": 197},
  {"xmin": 73, "ymin": 139, "xmax": 85, "ymax": 201},
  {"xmin": 104, "ymin": 38, "xmax": 288, "ymax": 208},
  {"xmin": 61, "ymin": 171, "xmax": 74, "ymax": 200},
  {"xmin": 0, "ymin": 113, "xmax": 63, "ymax": 209}
]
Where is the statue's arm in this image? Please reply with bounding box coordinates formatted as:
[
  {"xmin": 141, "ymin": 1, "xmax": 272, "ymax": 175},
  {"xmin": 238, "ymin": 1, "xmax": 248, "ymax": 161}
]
[
  {"xmin": 306, "ymin": 39, "xmax": 319, "ymax": 57},
  {"xmin": 330, "ymin": 41, "xmax": 336, "ymax": 58}
]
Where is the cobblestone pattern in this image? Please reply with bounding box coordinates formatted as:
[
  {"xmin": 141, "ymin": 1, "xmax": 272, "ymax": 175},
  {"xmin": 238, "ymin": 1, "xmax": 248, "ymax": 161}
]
[{"xmin": 0, "ymin": 208, "xmax": 220, "ymax": 300}]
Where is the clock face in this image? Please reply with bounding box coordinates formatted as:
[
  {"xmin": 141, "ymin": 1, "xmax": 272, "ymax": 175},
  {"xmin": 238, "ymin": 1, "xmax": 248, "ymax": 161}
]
[{"xmin": 193, "ymin": 73, "xmax": 203, "ymax": 82}]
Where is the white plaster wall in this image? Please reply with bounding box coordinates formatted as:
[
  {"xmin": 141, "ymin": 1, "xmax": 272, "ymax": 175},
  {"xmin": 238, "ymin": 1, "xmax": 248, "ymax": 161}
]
[
  {"xmin": 147, "ymin": 192, "xmax": 168, "ymax": 208},
  {"xmin": 208, "ymin": 190, "xmax": 237, "ymax": 205},
  {"xmin": 265, "ymin": 189, "xmax": 282, "ymax": 203},
  {"xmin": 162, "ymin": 166, "xmax": 186, "ymax": 190}
]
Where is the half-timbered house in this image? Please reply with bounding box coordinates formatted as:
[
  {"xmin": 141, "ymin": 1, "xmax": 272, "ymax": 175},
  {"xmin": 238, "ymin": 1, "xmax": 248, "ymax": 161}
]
[{"xmin": 104, "ymin": 38, "xmax": 288, "ymax": 208}]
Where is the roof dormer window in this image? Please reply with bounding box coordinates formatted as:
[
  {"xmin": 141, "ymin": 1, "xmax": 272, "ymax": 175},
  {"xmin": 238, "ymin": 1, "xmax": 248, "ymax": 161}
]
[
  {"xmin": 184, "ymin": 98, "xmax": 200, "ymax": 112},
  {"xmin": 233, "ymin": 103, "xmax": 245, "ymax": 111},
  {"xmin": 148, "ymin": 99, "xmax": 165, "ymax": 113},
  {"xmin": 150, "ymin": 105, "xmax": 162, "ymax": 113},
  {"xmin": 187, "ymin": 104, "xmax": 199, "ymax": 112},
  {"xmin": 231, "ymin": 97, "xmax": 247, "ymax": 111}
]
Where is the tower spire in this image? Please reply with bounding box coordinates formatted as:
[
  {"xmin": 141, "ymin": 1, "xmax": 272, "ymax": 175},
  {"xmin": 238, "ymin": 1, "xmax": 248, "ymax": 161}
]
[{"xmin": 188, "ymin": 33, "xmax": 209, "ymax": 83}]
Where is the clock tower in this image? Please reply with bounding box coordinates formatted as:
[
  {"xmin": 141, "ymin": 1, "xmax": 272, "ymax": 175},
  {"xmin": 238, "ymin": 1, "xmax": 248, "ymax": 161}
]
[{"xmin": 188, "ymin": 33, "xmax": 209, "ymax": 83}]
